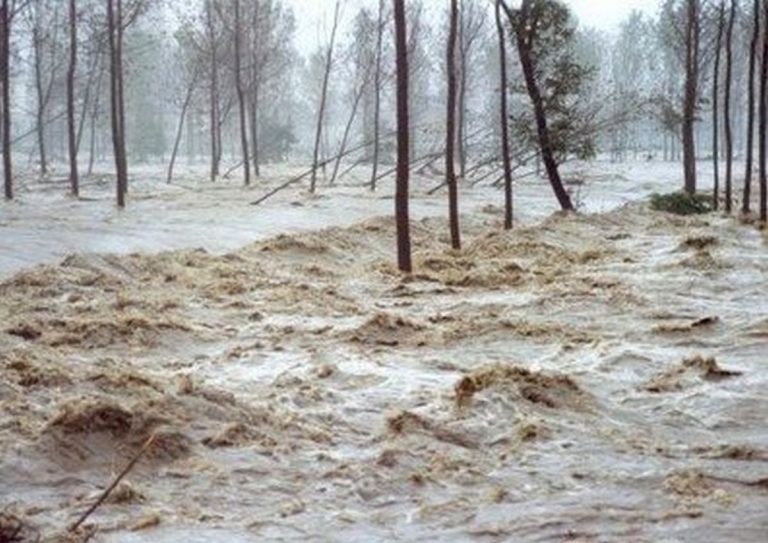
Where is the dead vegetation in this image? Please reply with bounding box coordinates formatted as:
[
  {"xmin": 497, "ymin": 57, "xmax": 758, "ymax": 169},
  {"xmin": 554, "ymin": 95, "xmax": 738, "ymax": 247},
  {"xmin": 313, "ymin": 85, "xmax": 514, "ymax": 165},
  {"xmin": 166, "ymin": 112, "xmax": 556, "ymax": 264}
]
[
  {"xmin": 645, "ymin": 355, "xmax": 743, "ymax": 393},
  {"xmin": 454, "ymin": 364, "xmax": 588, "ymax": 410}
]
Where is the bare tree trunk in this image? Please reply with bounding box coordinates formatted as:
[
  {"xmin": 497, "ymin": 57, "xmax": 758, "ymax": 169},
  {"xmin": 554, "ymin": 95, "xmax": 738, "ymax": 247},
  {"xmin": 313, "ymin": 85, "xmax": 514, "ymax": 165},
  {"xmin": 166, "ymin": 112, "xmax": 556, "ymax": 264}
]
[
  {"xmin": 393, "ymin": 0, "xmax": 412, "ymax": 273},
  {"xmin": 167, "ymin": 74, "xmax": 197, "ymax": 184},
  {"xmin": 206, "ymin": 0, "xmax": 220, "ymax": 182},
  {"xmin": 682, "ymin": 0, "xmax": 700, "ymax": 196},
  {"xmin": 87, "ymin": 63, "xmax": 103, "ymax": 177},
  {"xmin": 249, "ymin": 82, "xmax": 260, "ymax": 177},
  {"xmin": 116, "ymin": 0, "xmax": 128, "ymax": 196},
  {"xmin": 744, "ymin": 0, "xmax": 758, "ymax": 214},
  {"xmin": 0, "ymin": 0, "xmax": 11, "ymax": 200},
  {"xmin": 107, "ymin": 0, "xmax": 126, "ymax": 208},
  {"xmin": 713, "ymin": 2, "xmax": 724, "ymax": 211},
  {"xmin": 67, "ymin": 0, "xmax": 79, "ymax": 197},
  {"xmin": 234, "ymin": 0, "xmax": 250, "ymax": 186},
  {"xmin": 310, "ymin": 0, "xmax": 341, "ymax": 193},
  {"xmin": 502, "ymin": 0, "xmax": 573, "ymax": 211},
  {"xmin": 760, "ymin": 0, "xmax": 768, "ymax": 222},
  {"xmin": 724, "ymin": 0, "xmax": 735, "ymax": 213},
  {"xmin": 32, "ymin": 21, "xmax": 48, "ymax": 177},
  {"xmin": 457, "ymin": 4, "xmax": 467, "ymax": 181},
  {"xmin": 331, "ymin": 69, "xmax": 369, "ymax": 186},
  {"xmin": 370, "ymin": 0, "xmax": 384, "ymax": 191},
  {"xmin": 495, "ymin": 0, "xmax": 513, "ymax": 230},
  {"xmin": 445, "ymin": 0, "xmax": 461, "ymax": 250}
]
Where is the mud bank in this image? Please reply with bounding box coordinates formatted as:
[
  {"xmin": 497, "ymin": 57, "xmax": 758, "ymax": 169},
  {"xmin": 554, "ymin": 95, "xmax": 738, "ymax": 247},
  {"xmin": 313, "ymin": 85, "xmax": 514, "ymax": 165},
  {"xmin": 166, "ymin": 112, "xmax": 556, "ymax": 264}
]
[{"xmin": 1, "ymin": 199, "xmax": 767, "ymax": 542}]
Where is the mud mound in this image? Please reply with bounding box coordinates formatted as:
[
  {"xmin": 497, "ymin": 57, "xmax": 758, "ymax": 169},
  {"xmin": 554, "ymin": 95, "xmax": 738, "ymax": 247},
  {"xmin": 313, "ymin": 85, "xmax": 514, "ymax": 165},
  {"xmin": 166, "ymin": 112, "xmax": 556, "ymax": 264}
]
[
  {"xmin": 49, "ymin": 399, "xmax": 134, "ymax": 436},
  {"xmin": 455, "ymin": 364, "xmax": 588, "ymax": 410},
  {"xmin": 652, "ymin": 316, "xmax": 719, "ymax": 334},
  {"xmin": 8, "ymin": 313, "xmax": 190, "ymax": 349},
  {"xmin": 415, "ymin": 251, "xmax": 526, "ymax": 288},
  {"xmin": 679, "ymin": 235, "xmax": 719, "ymax": 251},
  {"xmin": 348, "ymin": 312, "xmax": 430, "ymax": 347},
  {"xmin": 645, "ymin": 355, "xmax": 743, "ymax": 393}
]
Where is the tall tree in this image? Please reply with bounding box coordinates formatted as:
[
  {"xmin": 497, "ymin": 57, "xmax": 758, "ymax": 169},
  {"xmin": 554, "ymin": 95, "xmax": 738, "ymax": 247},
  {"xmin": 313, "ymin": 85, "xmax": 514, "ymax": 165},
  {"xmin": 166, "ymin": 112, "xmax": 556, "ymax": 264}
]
[
  {"xmin": 393, "ymin": 0, "xmax": 411, "ymax": 273},
  {"xmin": 107, "ymin": 0, "xmax": 127, "ymax": 207},
  {"xmin": 67, "ymin": 0, "xmax": 79, "ymax": 197},
  {"xmin": 681, "ymin": 0, "xmax": 700, "ymax": 195},
  {"xmin": 495, "ymin": 0, "xmax": 513, "ymax": 230},
  {"xmin": 233, "ymin": 0, "xmax": 250, "ymax": 186},
  {"xmin": 370, "ymin": 0, "xmax": 385, "ymax": 191},
  {"xmin": 502, "ymin": 0, "xmax": 574, "ymax": 212},
  {"xmin": 205, "ymin": 0, "xmax": 221, "ymax": 182},
  {"xmin": 0, "ymin": 0, "xmax": 12, "ymax": 200},
  {"xmin": 760, "ymin": 0, "xmax": 768, "ymax": 222},
  {"xmin": 445, "ymin": 0, "xmax": 461, "ymax": 250},
  {"xmin": 723, "ymin": 0, "xmax": 735, "ymax": 213},
  {"xmin": 712, "ymin": 2, "xmax": 725, "ymax": 211},
  {"xmin": 744, "ymin": 0, "xmax": 758, "ymax": 214},
  {"xmin": 310, "ymin": 0, "xmax": 341, "ymax": 193}
]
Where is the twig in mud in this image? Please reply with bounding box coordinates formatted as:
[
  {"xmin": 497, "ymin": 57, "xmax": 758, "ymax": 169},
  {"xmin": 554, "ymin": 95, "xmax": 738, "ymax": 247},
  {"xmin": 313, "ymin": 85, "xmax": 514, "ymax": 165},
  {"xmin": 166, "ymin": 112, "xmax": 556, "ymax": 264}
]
[{"xmin": 68, "ymin": 434, "xmax": 156, "ymax": 533}]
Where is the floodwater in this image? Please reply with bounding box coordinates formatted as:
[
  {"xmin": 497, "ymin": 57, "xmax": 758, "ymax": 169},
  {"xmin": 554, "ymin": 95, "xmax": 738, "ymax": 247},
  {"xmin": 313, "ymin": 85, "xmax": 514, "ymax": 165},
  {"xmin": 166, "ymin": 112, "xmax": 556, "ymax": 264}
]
[{"xmin": 1, "ymin": 161, "xmax": 766, "ymax": 542}]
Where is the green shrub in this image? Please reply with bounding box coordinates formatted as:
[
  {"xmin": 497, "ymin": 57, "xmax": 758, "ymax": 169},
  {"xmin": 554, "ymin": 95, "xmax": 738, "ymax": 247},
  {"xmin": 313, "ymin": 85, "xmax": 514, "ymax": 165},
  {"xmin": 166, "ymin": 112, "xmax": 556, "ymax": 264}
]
[{"xmin": 650, "ymin": 192, "xmax": 711, "ymax": 216}]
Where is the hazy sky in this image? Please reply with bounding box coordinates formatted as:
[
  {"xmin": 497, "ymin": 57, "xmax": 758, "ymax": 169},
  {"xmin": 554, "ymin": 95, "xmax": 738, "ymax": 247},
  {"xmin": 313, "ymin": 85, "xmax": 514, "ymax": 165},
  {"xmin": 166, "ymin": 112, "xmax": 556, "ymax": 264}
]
[{"xmin": 285, "ymin": 0, "xmax": 661, "ymax": 54}]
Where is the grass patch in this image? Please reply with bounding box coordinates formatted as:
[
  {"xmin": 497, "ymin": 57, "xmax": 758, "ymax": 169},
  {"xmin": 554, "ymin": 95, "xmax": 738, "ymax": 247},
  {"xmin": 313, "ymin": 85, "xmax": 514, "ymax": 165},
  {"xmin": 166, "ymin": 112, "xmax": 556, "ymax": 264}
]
[{"xmin": 650, "ymin": 192, "xmax": 711, "ymax": 215}]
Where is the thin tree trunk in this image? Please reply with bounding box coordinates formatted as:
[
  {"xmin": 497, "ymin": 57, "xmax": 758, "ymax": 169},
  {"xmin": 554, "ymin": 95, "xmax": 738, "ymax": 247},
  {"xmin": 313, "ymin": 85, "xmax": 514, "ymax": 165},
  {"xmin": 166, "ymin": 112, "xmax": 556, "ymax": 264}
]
[
  {"xmin": 331, "ymin": 69, "xmax": 369, "ymax": 186},
  {"xmin": 744, "ymin": 0, "xmax": 758, "ymax": 214},
  {"xmin": 445, "ymin": 0, "xmax": 461, "ymax": 250},
  {"xmin": 495, "ymin": 0, "xmax": 513, "ymax": 230},
  {"xmin": 370, "ymin": 0, "xmax": 384, "ymax": 191},
  {"xmin": 311, "ymin": 0, "xmax": 341, "ymax": 193},
  {"xmin": 713, "ymin": 2, "xmax": 724, "ymax": 211},
  {"xmin": 393, "ymin": 0, "xmax": 412, "ymax": 273},
  {"xmin": 67, "ymin": 0, "xmax": 79, "ymax": 197},
  {"xmin": 87, "ymin": 63, "xmax": 103, "ymax": 177},
  {"xmin": 116, "ymin": 0, "xmax": 128, "ymax": 196},
  {"xmin": 760, "ymin": 0, "xmax": 768, "ymax": 222},
  {"xmin": 1, "ymin": 0, "xmax": 11, "ymax": 200},
  {"xmin": 234, "ymin": 0, "xmax": 250, "ymax": 186},
  {"xmin": 107, "ymin": 0, "xmax": 124, "ymax": 207},
  {"xmin": 724, "ymin": 0, "xmax": 735, "ymax": 213},
  {"xmin": 682, "ymin": 0, "xmax": 700, "ymax": 196},
  {"xmin": 457, "ymin": 4, "xmax": 467, "ymax": 181},
  {"xmin": 206, "ymin": 0, "xmax": 220, "ymax": 182},
  {"xmin": 167, "ymin": 74, "xmax": 197, "ymax": 184},
  {"xmin": 502, "ymin": 0, "xmax": 573, "ymax": 211},
  {"xmin": 32, "ymin": 22, "xmax": 48, "ymax": 177}
]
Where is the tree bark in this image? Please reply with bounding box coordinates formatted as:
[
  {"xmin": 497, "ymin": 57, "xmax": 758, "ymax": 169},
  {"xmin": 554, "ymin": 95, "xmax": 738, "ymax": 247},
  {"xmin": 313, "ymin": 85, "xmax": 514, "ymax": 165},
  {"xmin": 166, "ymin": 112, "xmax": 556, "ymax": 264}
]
[
  {"xmin": 495, "ymin": 0, "xmax": 513, "ymax": 230},
  {"xmin": 67, "ymin": 0, "xmax": 79, "ymax": 197},
  {"xmin": 206, "ymin": 0, "xmax": 220, "ymax": 182},
  {"xmin": 32, "ymin": 19, "xmax": 47, "ymax": 177},
  {"xmin": 445, "ymin": 0, "xmax": 461, "ymax": 250},
  {"xmin": 744, "ymin": 0, "xmax": 758, "ymax": 214},
  {"xmin": 370, "ymin": 0, "xmax": 384, "ymax": 191},
  {"xmin": 760, "ymin": 0, "xmax": 768, "ymax": 222},
  {"xmin": 311, "ymin": 0, "xmax": 341, "ymax": 193},
  {"xmin": 167, "ymin": 74, "xmax": 197, "ymax": 184},
  {"xmin": 502, "ymin": 0, "xmax": 573, "ymax": 211},
  {"xmin": 724, "ymin": 0, "xmax": 735, "ymax": 213},
  {"xmin": 713, "ymin": 2, "xmax": 724, "ymax": 211},
  {"xmin": 393, "ymin": 0, "xmax": 412, "ymax": 273},
  {"xmin": 1, "ymin": 0, "xmax": 11, "ymax": 200},
  {"xmin": 107, "ymin": 0, "xmax": 126, "ymax": 208},
  {"xmin": 682, "ymin": 0, "xmax": 700, "ymax": 196},
  {"xmin": 234, "ymin": 0, "xmax": 250, "ymax": 186}
]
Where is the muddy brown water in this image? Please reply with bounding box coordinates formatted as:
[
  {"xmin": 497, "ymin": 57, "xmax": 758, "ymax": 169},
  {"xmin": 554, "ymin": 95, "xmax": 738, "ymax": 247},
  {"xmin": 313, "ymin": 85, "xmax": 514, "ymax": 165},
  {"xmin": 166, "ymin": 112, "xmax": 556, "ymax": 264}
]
[{"xmin": 1, "ymin": 163, "xmax": 767, "ymax": 542}]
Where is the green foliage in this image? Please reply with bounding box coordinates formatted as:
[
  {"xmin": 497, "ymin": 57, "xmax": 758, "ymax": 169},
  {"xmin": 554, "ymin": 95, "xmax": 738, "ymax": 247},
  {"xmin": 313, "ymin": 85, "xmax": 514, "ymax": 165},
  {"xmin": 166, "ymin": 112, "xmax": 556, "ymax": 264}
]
[
  {"xmin": 650, "ymin": 192, "xmax": 712, "ymax": 215},
  {"xmin": 509, "ymin": 0, "xmax": 596, "ymax": 163}
]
